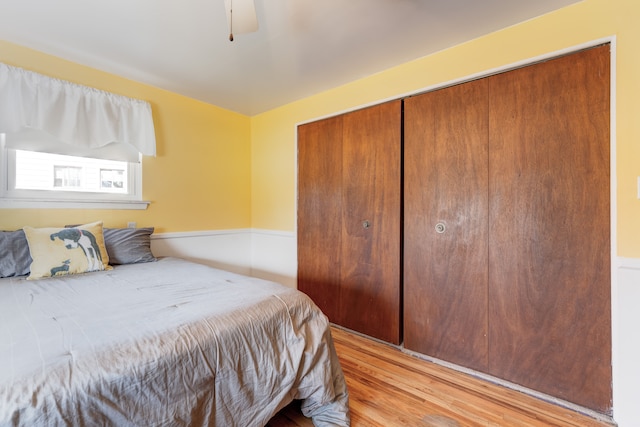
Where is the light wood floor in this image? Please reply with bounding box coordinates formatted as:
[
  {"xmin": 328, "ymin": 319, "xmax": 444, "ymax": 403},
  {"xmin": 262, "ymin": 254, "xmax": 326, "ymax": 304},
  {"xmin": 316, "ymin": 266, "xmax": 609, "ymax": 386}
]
[{"xmin": 268, "ymin": 326, "xmax": 615, "ymax": 427}]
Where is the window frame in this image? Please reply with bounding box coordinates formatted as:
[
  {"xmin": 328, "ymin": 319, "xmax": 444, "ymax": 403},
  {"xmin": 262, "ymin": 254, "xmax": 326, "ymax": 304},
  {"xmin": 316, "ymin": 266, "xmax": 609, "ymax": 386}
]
[{"xmin": 0, "ymin": 137, "xmax": 149, "ymax": 210}]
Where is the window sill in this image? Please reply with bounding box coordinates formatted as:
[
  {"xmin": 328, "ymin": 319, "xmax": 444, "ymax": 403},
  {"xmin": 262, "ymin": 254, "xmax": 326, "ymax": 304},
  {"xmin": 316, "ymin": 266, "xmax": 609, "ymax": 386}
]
[{"xmin": 0, "ymin": 198, "xmax": 150, "ymax": 210}]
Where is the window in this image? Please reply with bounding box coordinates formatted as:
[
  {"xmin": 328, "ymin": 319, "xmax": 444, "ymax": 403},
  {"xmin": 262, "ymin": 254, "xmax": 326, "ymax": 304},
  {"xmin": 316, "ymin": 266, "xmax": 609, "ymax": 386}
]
[
  {"xmin": 0, "ymin": 63, "xmax": 155, "ymax": 209},
  {"xmin": 0, "ymin": 137, "xmax": 147, "ymax": 210},
  {"xmin": 14, "ymin": 150, "xmax": 128, "ymax": 193},
  {"xmin": 100, "ymin": 168, "xmax": 125, "ymax": 191},
  {"xmin": 53, "ymin": 165, "xmax": 82, "ymax": 188}
]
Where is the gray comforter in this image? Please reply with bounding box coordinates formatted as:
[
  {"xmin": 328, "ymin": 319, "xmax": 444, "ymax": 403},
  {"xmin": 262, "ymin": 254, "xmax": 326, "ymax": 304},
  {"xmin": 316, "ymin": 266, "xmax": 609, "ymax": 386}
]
[{"xmin": 0, "ymin": 257, "xmax": 349, "ymax": 426}]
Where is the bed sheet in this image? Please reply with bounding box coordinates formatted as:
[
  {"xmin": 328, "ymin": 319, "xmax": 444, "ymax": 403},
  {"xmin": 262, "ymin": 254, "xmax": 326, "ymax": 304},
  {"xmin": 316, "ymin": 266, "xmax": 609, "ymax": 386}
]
[{"xmin": 0, "ymin": 257, "xmax": 349, "ymax": 426}]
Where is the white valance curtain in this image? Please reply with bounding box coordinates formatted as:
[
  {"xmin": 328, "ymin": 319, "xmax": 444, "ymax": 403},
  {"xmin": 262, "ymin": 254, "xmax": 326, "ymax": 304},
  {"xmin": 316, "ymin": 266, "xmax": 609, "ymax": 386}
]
[{"xmin": 0, "ymin": 62, "xmax": 156, "ymax": 162}]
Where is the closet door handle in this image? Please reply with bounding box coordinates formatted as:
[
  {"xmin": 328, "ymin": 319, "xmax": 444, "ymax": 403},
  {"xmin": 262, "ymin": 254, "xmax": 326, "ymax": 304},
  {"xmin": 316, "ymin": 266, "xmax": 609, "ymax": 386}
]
[
  {"xmin": 435, "ymin": 223, "xmax": 446, "ymax": 234},
  {"xmin": 362, "ymin": 220, "xmax": 371, "ymax": 229}
]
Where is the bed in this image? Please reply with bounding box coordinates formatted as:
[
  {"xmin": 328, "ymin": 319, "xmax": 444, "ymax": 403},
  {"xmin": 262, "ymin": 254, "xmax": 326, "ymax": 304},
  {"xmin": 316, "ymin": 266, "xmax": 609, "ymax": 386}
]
[{"xmin": 0, "ymin": 245, "xmax": 350, "ymax": 426}]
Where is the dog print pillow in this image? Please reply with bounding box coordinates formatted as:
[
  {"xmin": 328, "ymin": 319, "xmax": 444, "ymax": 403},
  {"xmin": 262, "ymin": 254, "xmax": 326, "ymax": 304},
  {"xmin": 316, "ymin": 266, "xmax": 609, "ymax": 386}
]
[{"xmin": 23, "ymin": 221, "xmax": 111, "ymax": 280}]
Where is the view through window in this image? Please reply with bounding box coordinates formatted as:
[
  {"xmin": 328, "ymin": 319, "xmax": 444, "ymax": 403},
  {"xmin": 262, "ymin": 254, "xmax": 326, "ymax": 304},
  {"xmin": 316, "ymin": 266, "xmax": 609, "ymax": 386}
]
[{"xmin": 15, "ymin": 150, "xmax": 128, "ymax": 194}]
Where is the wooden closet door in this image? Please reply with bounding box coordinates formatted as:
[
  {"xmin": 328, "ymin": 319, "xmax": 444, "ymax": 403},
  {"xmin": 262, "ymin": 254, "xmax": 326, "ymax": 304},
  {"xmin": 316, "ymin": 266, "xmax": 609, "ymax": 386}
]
[
  {"xmin": 298, "ymin": 116, "xmax": 344, "ymax": 322},
  {"xmin": 340, "ymin": 100, "xmax": 402, "ymax": 344},
  {"xmin": 404, "ymin": 80, "xmax": 490, "ymax": 371},
  {"xmin": 488, "ymin": 45, "xmax": 611, "ymax": 413},
  {"xmin": 298, "ymin": 101, "xmax": 402, "ymax": 344}
]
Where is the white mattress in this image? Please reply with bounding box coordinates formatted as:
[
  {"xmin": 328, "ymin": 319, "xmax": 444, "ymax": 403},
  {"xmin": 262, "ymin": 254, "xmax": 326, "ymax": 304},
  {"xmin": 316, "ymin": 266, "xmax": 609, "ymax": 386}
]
[{"xmin": 0, "ymin": 257, "xmax": 349, "ymax": 426}]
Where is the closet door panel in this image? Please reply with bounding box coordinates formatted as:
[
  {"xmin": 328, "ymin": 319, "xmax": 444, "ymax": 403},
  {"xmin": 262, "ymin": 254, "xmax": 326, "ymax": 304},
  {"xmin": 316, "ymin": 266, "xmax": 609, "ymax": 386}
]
[
  {"xmin": 340, "ymin": 100, "xmax": 402, "ymax": 344},
  {"xmin": 404, "ymin": 80, "xmax": 490, "ymax": 371},
  {"xmin": 488, "ymin": 45, "xmax": 611, "ymax": 413},
  {"xmin": 297, "ymin": 116, "xmax": 344, "ymax": 322}
]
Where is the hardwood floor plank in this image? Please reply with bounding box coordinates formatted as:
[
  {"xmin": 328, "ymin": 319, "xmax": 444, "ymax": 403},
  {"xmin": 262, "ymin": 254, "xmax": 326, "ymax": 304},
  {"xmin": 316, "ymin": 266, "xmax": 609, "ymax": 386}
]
[{"xmin": 268, "ymin": 327, "xmax": 614, "ymax": 427}]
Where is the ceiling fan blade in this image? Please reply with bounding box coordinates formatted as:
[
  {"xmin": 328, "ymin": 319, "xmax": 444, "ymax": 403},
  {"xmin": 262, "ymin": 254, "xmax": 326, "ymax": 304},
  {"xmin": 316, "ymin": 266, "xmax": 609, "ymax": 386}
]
[{"xmin": 224, "ymin": 0, "xmax": 258, "ymax": 35}]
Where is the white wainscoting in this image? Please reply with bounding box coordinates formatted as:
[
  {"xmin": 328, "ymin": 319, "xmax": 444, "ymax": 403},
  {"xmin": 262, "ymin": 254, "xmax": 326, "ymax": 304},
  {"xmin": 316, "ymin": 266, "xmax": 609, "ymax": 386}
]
[
  {"xmin": 250, "ymin": 229, "xmax": 297, "ymax": 288},
  {"xmin": 150, "ymin": 228, "xmax": 297, "ymax": 287},
  {"xmin": 614, "ymin": 257, "xmax": 640, "ymax": 427},
  {"xmin": 150, "ymin": 229, "xmax": 254, "ymax": 276}
]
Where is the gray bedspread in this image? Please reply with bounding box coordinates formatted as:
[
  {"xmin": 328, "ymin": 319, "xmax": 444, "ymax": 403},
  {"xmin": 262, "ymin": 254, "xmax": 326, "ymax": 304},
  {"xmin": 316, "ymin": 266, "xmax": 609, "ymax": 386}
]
[{"xmin": 0, "ymin": 257, "xmax": 349, "ymax": 426}]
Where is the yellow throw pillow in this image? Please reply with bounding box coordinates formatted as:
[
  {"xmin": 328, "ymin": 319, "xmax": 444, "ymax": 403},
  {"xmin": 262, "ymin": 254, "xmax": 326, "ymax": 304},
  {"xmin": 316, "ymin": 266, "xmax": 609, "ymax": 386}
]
[{"xmin": 23, "ymin": 221, "xmax": 111, "ymax": 280}]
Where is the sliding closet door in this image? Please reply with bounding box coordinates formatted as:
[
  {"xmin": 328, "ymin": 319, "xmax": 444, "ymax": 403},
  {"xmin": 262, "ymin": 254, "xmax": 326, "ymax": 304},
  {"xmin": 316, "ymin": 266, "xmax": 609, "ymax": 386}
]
[
  {"xmin": 339, "ymin": 101, "xmax": 402, "ymax": 344},
  {"xmin": 298, "ymin": 116, "xmax": 344, "ymax": 321},
  {"xmin": 487, "ymin": 45, "xmax": 611, "ymax": 413},
  {"xmin": 404, "ymin": 80, "xmax": 490, "ymax": 371},
  {"xmin": 298, "ymin": 100, "xmax": 402, "ymax": 344}
]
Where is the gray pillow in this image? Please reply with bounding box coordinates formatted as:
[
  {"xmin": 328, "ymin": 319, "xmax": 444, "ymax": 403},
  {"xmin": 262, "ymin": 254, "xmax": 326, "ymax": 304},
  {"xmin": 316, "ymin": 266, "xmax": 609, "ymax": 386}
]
[
  {"xmin": 104, "ymin": 227, "xmax": 157, "ymax": 265},
  {"xmin": 0, "ymin": 230, "xmax": 32, "ymax": 278}
]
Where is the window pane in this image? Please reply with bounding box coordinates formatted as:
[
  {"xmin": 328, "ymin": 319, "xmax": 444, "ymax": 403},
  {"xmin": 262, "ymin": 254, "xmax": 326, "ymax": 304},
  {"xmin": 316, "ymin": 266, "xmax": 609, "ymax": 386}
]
[
  {"xmin": 53, "ymin": 166, "xmax": 82, "ymax": 188},
  {"xmin": 15, "ymin": 150, "xmax": 128, "ymax": 194},
  {"xmin": 100, "ymin": 169, "xmax": 125, "ymax": 190}
]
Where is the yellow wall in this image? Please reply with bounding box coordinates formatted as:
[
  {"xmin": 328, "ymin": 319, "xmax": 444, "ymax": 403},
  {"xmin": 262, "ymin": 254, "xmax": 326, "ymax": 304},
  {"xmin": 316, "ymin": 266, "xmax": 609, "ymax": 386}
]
[
  {"xmin": 0, "ymin": 41, "xmax": 252, "ymax": 233},
  {"xmin": 2, "ymin": 0, "xmax": 639, "ymax": 256},
  {"xmin": 251, "ymin": 0, "xmax": 640, "ymax": 258}
]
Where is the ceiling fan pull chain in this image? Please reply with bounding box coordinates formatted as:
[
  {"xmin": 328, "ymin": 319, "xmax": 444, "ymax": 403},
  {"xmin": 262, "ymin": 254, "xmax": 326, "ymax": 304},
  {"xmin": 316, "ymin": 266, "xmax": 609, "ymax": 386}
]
[{"xmin": 229, "ymin": 0, "xmax": 234, "ymax": 41}]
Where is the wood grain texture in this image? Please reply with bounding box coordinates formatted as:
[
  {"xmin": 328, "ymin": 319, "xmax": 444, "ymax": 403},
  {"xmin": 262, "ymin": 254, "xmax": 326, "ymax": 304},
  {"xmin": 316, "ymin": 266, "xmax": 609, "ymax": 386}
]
[
  {"xmin": 487, "ymin": 45, "xmax": 611, "ymax": 413},
  {"xmin": 297, "ymin": 101, "xmax": 402, "ymax": 344},
  {"xmin": 403, "ymin": 79, "xmax": 490, "ymax": 371},
  {"xmin": 297, "ymin": 116, "xmax": 344, "ymax": 322},
  {"xmin": 299, "ymin": 44, "xmax": 611, "ymax": 414},
  {"xmin": 339, "ymin": 101, "xmax": 402, "ymax": 344},
  {"xmin": 268, "ymin": 326, "xmax": 614, "ymax": 427}
]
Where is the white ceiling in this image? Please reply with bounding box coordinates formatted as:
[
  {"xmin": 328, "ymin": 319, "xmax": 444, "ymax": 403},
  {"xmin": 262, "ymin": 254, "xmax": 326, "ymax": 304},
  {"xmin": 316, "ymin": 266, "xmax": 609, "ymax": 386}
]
[{"xmin": 0, "ymin": 0, "xmax": 579, "ymax": 116}]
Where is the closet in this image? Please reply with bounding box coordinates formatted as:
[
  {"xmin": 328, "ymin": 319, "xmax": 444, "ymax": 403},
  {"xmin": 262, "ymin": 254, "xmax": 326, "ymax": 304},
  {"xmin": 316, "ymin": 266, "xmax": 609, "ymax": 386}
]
[
  {"xmin": 298, "ymin": 45, "xmax": 611, "ymax": 414},
  {"xmin": 405, "ymin": 45, "xmax": 611, "ymax": 413},
  {"xmin": 297, "ymin": 100, "xmax": 402, "ymax": 345}
]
